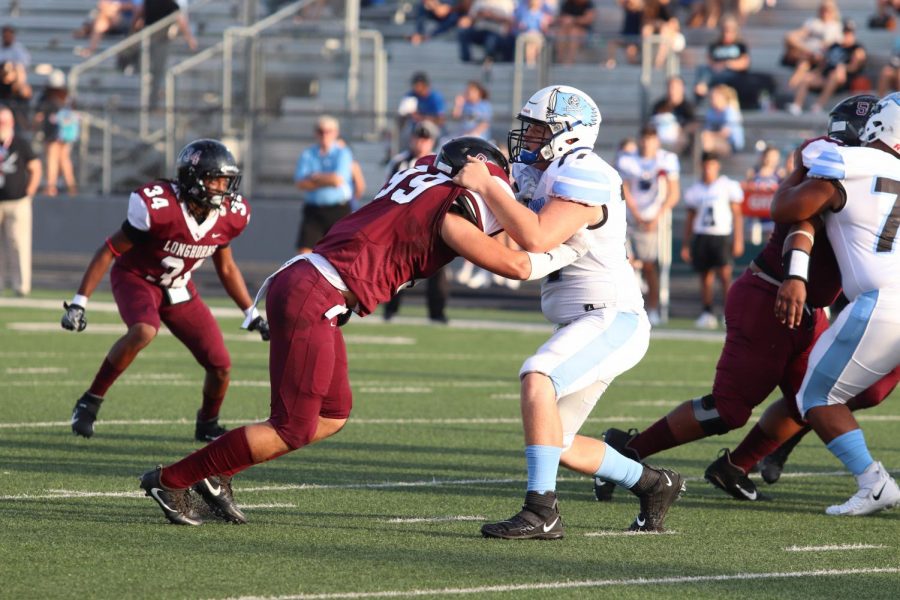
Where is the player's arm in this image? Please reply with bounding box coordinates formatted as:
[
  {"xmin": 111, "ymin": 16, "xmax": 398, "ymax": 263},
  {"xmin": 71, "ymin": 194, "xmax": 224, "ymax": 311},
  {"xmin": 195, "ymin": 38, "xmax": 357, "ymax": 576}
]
[
  {"xmin": 621, "ymin": 181, "xmax": 643, "ymax": 223},
  {"xmin": 770, "ymin": 177, "xmax": 842, "ymax": 223},
  {"xmin": 453, "ymin": 157, "xmax": 602, "ymax": 252},
  {"xmin": 730, "ymin": 184, "xmax": 744, "ymax": 258},
  {"xmin": 213, "ymin": 246, "xmax": 269, "ymax": 341},
  {"xmin": 439, "ymin": 213, "xmax": 588, "ymax": 280},
  {"xmin": 662, "ymin": 172, "xmax": 680, "ymax": 213},
  {"xmin": 773, "ymin": 218, "xmax": 822, "ymax": 329},
  {"xmin": 61, "ymin": 229, "xmax": 133, "ymax": 332},
  {"xmin": 680, "ymin": 207, "xmax": 696, "ymax": 263}
]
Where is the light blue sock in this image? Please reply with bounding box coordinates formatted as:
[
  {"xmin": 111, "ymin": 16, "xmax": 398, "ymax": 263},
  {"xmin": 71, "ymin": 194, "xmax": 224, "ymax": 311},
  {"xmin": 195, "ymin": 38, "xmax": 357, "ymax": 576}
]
[
  {"xmin": 525, "ymin": 445, "xmax": 561, "ymax": 493},
  {"xmin": 826, "ymin": 429, "xmax": 873, "ymax": 476},
  {"xmin": 594, "ymin": 445, "xmax": 644, "ymax": 489}
]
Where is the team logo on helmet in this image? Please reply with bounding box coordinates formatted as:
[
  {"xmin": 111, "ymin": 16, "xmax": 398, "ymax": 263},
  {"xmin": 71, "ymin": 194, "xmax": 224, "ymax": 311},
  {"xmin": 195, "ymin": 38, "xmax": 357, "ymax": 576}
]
[
  {"xmin": 549, "ymin": 90, "xmax": 599, "ymax": 127},
  {"xmin": 474, "ymin": 153, "xmax": 488, "ymax": 162},
  {"xmin": 188, "ymin": 150, "xmax": 202, "ymax": 166},
  {"xmin": 856, "ymin": 102, "xmax": 870, "ymax": 116}
]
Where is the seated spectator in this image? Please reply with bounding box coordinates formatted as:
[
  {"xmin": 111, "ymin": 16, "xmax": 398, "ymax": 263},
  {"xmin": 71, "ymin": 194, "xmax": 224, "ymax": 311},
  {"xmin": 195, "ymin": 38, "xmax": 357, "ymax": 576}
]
[
  {"xmin": 555, "ymin": 0, "xmax": 596, "ymax": 65},
  {"xmin": 0, "ymin": 61, "xmax": 31, "ymax": 131},
  {"xmin": 74, "ymin": 1, "xmax": 140, "ymax": 57},
  {"xmin": 397, "ymin": 71, "xmax": 447, "ymax": 134},
  {"xmin": 458, "ymin": 0, "xmax": 517, "ymax": 64},
  {"xmin": 34, "ymin": 70, "xmax": 79, "ymax": 196},
  {"xmin": 642, "ymin": 0, "xmax": 684, "ymax": 70},
  {"xmin": 701, "ymin": 84, "xmax": 744, "ymax": 156},
  {"xmin": 787, "ymin": 21, "xmax": 866, "ymax": 115},
  {"xmin": 411, "ymin": 0, "xmax": 464, "ymax": 45},
  {"xmin": 694, "ymin": 15, "xmax": 751, "ymax": 100},
  {"xmin": 782, "ymin": 0, "xmax": 842, "ymax": 71},
  {"xmin": 868, "ymin": 0, "xmax": 900, "ymax": 30},
  {"xmin": 0, "ymin": 25, "xmax": 30, "ymax": 68},
  {"xmin": 741, "ymin": 144, "xmax": 784, "ymax": 243},
  {"xmin": 877, "ymin": 35, "xmax": 900, "ymax": 96},
  {"xmin": 605, "ymin": 0, "xmax": 644, "ymax": 69},
  {"xmin": 450, "ymin": 80, "xmax": 492, "ymax": 139},
  {"xmin": 513, "ymin": 0, "xmax": 554, "ymax": 67},
  {"xmin": 650, "ymin": 75, "xmax": 697, "ymax": 153}
]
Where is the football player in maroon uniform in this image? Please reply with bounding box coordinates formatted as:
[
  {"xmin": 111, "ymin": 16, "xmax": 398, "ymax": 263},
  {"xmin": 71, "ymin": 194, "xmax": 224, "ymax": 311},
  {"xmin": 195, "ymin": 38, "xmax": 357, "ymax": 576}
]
[
  {"xmin": 594, "ymin": 95, "xmax": 898, "ymax": 502},
  {"xmin": 136, "ymin": 137, "xmax": 594, "ymax": 525},
  {"xmin": 61, "ymin": 139, "xmax": 269, "ymax": 443}
]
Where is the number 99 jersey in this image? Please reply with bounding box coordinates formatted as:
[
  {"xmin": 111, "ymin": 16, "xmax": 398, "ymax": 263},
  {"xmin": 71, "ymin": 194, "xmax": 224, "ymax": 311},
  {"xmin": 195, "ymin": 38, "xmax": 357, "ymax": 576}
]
[{"xmin": 115, "ymin": 180, "xmax": 251, "ymax": 289}]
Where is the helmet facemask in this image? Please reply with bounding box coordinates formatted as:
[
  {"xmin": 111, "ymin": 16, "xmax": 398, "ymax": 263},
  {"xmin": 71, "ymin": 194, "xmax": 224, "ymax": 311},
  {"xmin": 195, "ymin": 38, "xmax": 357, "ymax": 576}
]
[{"xmin": 508, "ymin": 117, "xmax": 571, "ymax": 164}]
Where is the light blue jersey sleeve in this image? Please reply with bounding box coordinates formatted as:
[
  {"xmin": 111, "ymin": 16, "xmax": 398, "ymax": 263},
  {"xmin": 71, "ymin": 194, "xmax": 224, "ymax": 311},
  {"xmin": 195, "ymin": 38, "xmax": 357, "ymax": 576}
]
[
  {"xmin": 550, "ymin": 156, "xmax": 620, "ymax": 206},
  {"xmin": 806, "ymin": 145, "xmax": 846, "ymax": 180}
]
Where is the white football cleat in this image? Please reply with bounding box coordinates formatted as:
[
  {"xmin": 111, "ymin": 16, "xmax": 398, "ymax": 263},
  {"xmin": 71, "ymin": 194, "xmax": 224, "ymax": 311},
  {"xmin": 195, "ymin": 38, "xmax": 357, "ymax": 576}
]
[{"xmin": 825, "ymin": 462, "xmax": 900, "ymax": 516}]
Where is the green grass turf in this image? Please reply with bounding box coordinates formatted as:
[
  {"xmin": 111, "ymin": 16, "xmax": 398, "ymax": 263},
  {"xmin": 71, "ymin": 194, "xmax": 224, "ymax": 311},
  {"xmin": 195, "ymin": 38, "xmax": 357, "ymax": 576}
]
[{"xmin": 0, "ymin": 297, "xmax": 897, "ymax": 599}]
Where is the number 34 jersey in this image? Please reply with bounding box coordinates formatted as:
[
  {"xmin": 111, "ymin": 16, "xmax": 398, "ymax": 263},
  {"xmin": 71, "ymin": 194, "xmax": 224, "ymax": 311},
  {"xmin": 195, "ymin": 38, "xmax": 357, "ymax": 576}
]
[
  {"xmin": 804, "ymin": 145, "xmax": 900, "ymax": 300},
  {"xmin": 115, "ymin": 180, "xmax": 251, "ymax": 288}
]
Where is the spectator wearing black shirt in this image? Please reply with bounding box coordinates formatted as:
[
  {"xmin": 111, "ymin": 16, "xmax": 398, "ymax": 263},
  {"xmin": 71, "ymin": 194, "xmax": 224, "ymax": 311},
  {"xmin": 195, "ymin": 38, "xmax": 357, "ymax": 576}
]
[
  {"xmin": 555, "ymin": 0, "xmax": 596, "ymax": 65},
  {"xmin": 135, "ymin": 0, "xmax": 197, "ymax": 109},
  {"xmin": 787, "ymin": 21, "xmax": 866, "ymax": 115},
  {"xmin": 650, "ymin": 76, "xmax": 697, "ymax": 153},
  {"xmin": 0, "ymin": 60, "xmax": 31, "ymax": 131},
  {"xmin": 694, "ymin": 15, "xmax": 750, "ymax": 100}
]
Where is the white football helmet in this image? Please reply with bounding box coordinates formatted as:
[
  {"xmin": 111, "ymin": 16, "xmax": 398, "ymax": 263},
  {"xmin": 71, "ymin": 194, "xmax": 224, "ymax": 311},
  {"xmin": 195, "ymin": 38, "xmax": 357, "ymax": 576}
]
[
  {"xmin": 508, "ymin": 85, "xmax": 601, "ymax": 164},
  {"xmin": 861, "ymin": 92, "xmax": 900, "ymax": 155}
]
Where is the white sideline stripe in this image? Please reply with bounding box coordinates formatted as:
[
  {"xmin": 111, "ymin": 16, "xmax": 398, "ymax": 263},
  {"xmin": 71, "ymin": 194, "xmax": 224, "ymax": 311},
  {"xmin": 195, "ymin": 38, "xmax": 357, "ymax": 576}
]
[
  {"xmin": 382, "ymin": 515, "xmax": 487, "ymax": 524},
  {"xmin": 221, "ymin": 568, "xmax": 900, "ymax": 600},
  {"xmin": 5, "ymin": 366, "xmax": 68, "ymax": 374},
  {"xmin": 784, "ymin": 544, "xmax": 887, "ymax": 552},
  {"xmin": 241, "ymin": 503, "xmax": 295, "ymax": 510},
  {"xmin": 584, "ymin": 530, "xmax": 679, "ymax": 537},
  {"xmin": 3, "ymin": 415, "xmax": 900, "ymax": 430}
]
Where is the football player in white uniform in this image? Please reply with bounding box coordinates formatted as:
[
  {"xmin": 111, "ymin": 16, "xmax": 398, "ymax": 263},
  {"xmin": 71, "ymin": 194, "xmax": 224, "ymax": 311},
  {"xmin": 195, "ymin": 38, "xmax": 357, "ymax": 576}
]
[
  {"xmin": 455, "ymin": 85, "xmax": 685, "ymax": 539},
  {"xmin": 772, "ymin": 92, "xmax": 900, "ymax": 516}
]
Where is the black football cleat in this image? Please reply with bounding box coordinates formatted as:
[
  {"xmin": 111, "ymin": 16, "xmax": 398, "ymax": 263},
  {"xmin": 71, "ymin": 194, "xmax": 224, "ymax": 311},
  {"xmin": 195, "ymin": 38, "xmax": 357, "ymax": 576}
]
[
  {"xmin": 705, "ymin": 449, "xmax": 769, "ymax": 501},
  {"xmin": 192, "ymin": 474, "xmax": 247, "ymax": 524},
  {"xmin": 593, "ymin": 428, "xmax": 641, "ymax": 502},
  {"xmin": 481, "ymin": 491, "xmax": 564, "ymax": 540},
  {"xmin": 195, "ymin": 416, "xmax": 227, "ymax": 442},
  {"xmin": 758, "ymin": 428, "xmax": 809, "ymax": 485},
  {"xmin": 630, "ymin": 466, "xmax": 685, "ymax": 532},
  {"xmin": 140, "ymin": 466, "xmax": 202, "ymax": 526},
  {"xmin": 71, "ymin": 392, "xmax": 103, "ymax": 438}
]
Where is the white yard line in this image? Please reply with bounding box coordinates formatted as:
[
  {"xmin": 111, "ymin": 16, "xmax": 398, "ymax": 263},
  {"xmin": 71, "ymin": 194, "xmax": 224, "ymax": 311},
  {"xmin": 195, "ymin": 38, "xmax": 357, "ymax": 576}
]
[
  {"xmin": 784, "ymin": 544, "xmax": 887, "ymax": 552},
  {"xmin": 381, "ymin": 516, "xmax": 487, "ymax": 524},
  {"xmin": 220, "ymin": 568, "xmax": 900, "ymax": 600},
  {"xmin": 584, "ymin": 530, "xmax": 679, "ymax": 537}
]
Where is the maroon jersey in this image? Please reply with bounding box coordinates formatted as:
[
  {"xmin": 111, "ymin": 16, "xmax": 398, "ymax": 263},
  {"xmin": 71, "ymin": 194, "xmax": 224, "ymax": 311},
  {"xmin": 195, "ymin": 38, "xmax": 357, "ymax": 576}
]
[
  {"xmin": 752, "ymin": 222, "xmax": 841, "ymax": 309},
  {"xmin": 314, "ymin": 159, "xmax": 510, "ymax": 316},
  {"xmin": 115, "ymin": 180, "xmax": 251, "ymax": 289}
]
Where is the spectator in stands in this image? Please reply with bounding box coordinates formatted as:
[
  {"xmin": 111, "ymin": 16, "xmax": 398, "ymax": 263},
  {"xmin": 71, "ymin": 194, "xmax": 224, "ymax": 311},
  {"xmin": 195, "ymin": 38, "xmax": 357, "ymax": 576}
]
[
  {"xmin": 0, "ymin": 61, "xmax": 31, "ymax": 132},
  {"xmin": 605, "ymin": 0, "xmax": 643, "ymax": 69},
  {"xmin": 0, "ymin": 25, "xmax": 30, "ymax": 68},
  {"xmin": 782, "ymin": 0, "xmax": 842, "ymax": 72},
  {"xmin": 786, "ymin": 20, "xmax": 866, "ymax": 115},
  {"xmin": 650, "ymin": 75, "xmax": 696, "ymax": 154},
  {"xmin": 74, "ymin": 1, "xmax": 140, "ymax": 57},
  {"xmin": 740, "ymin": 144, "xmax": 783, "ymax": 243},
  {"xmin": 450, "ymin": 80, "xmax": 492, "ymax": 139},
  {"xmin": 458, "ymin": 0, "xmax": 517, "ymax": 64},
  {"xmin": 135, "ymin": 0, "xmax": 198, "ymax": 109},
  {"xmin": 0, "ymin": 106, "xmax": 41, "ymax": 297},
  {"xmin": 693, "ymin": 15, "xmax": 750, "ymax": 101},
  {"xmin": 617, "ymin": 125, "xmax": 680, "ymax": 326},
  {"xmin": 643, "ymin": 0, "xmax": 683, "ymax": 70},
  {"xmin": 555, "ymin": 0, "xmax": 596, "ymax": 65},
  {"xmin": 382, "ymin": 121, "xmax": 450, "ymax": 323},
  {"xmin": 868, "ymin": 0, "xmax": 900, "ymax": 30},
  {"xmin": 681, "ymin": 151, "xmax": 743, "ymax": 329},
  {"xmin": 513, "ymin": 0, "xmax": 554, "ymax": 67},
  {"xmin": 876, "ymin": 35, "xmax": 899, "ymax": 97},
  {"xmin": 34, "ymin": 70, "xmax": 79, "ymax": 197},
  {"xmin": 411, "ymin": 0, "xmax": 464, "ymax": 45},
  {"xmin": 701, "ymin": 84, "xmax": 743, "ymax": 155},
  {"xmin": 294, "ymin": 115, "xmax": 354, "ymax": 254},
  {"xmin": 398, "ymin": 71, "xmax": 447, "ymax": 133}
]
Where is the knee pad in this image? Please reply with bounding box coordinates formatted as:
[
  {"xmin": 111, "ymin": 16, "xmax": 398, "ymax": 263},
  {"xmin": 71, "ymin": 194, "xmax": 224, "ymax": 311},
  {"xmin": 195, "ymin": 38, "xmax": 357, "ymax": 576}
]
[{"xmin": 692, "ymin": 394, "xmax": 731, "ymax": 436}]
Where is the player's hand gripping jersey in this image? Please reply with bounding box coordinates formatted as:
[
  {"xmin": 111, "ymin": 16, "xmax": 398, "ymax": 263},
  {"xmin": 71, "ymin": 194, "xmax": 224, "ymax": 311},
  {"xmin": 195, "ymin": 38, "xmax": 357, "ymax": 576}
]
[
  {"xmin": 116, "ymin": 180, "xmax": 251, "ymax": 289},
  {"xmin": 515, "ymin": 151, "xmax": 643, "ymax": 324}
]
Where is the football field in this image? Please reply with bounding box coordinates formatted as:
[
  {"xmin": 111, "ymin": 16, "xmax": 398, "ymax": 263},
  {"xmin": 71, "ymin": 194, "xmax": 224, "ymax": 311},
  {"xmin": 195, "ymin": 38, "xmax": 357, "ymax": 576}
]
[{"xmin": 1, "ymin": 294, "xmax": 898, "ymax": 599}]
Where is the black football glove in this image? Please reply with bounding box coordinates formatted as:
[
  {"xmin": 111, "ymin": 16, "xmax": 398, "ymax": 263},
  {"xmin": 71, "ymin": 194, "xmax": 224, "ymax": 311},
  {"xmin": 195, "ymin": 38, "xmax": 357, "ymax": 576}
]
[
  {"xmin": 61, "ymin": 301, "xmax": 87, "ymax": 332},
  {"xmin": 247, "ymin": 315, "xmax": 270, "ymax": 341}
]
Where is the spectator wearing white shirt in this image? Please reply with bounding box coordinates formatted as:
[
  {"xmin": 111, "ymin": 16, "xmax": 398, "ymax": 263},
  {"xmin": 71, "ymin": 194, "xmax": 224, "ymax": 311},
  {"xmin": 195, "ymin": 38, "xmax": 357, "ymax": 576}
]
[
  {"xmin": 681, "ymin": 152, "xmax": 743, "ymax": 329},
  {"xmin": 617, "ymin": 125, "xmax": 680, "ymax": 325},
  {"xmin": 0, "ymin": 25, "xmax": 30, "ymax": 68}
]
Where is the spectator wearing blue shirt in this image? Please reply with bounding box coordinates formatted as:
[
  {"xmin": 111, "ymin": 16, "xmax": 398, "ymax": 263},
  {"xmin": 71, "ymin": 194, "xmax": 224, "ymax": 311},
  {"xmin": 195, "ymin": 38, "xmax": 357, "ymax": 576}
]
[
  {"xmin": 701, "ymin": 84, "xmax": 744, "ymax": 156},
  {"xmin": 514, "ymin": 0, "xmax": 553, "ymax": 67},
  {"xmin": 398, "ymin": 71, "xmax": 447, "ymax": 128},
  {"xmin": 294, "ymin": 115, "xmax": 354, "ymax": 254},
  {"xmin": 451, "ymin": 80, "xmax": 492, "ymax": 139}
]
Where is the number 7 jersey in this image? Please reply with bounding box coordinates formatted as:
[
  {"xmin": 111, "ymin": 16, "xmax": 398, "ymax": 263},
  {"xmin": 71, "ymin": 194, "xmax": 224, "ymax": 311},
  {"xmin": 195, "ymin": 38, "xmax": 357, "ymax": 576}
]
[
  {"xmin": 805, "ymin": 145, "xmax": 900, "ymax": 300},
  {"xmin": 115, "ymin": 180, "xmax": 251, "ymax": 288}
]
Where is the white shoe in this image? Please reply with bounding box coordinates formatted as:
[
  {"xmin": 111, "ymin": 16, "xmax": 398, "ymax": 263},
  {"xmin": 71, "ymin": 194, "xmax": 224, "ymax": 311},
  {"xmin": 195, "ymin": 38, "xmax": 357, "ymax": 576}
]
[
  {"xmin": 466, "ymin": 269, "xmax": 491, "ymax": 289},
  {"xmin": 647, "ymin": 309, "xmax": 661, "ymax": 326},
  {"xmin": 504, "ymin": 278, "xmax": 521, "ymax": 290},
  {"xmin": 694, "ymin": 311, "xmax": 718, "ymax": 329},
  {"xmin": 825, "ymin": 462, "xmax": 900, "ymax": 516},
  {"xmin": 786, "ymin": 103, "xmax": 802, "ymax": 116}
]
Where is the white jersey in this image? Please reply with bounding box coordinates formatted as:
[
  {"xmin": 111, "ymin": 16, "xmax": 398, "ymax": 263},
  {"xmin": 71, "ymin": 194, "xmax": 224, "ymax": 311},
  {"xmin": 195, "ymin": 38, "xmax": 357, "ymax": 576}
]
[
  {"xmin": 805, "ymin": 144, "xmax": 900, "ymax": 300},
  {"xmin": 616, "ymin": 150, "xmax": 680, "ymax": 222},
  {"xmin": 683, "ymin": 176, "xmax": 743, "ymax": 236},
  {"xmin": 515, "ymin": 150, "xmax": 644, "ymax": 324}
]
